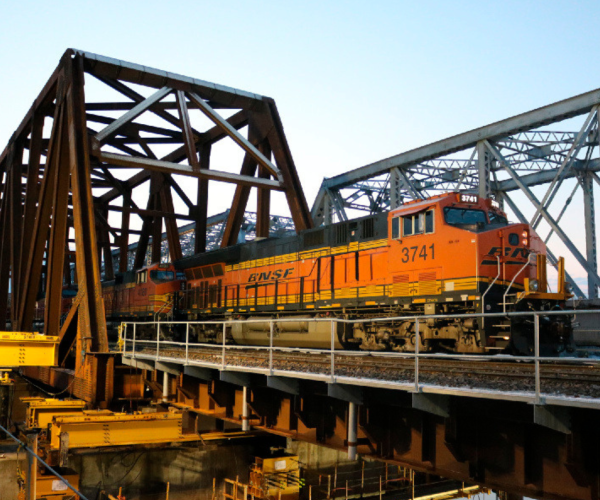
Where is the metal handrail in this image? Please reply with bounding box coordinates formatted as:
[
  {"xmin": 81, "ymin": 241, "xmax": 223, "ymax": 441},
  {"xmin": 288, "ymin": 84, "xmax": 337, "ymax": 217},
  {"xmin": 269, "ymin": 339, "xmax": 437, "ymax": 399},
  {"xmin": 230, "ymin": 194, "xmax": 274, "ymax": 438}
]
[
  {"xmin": 118, "ymin": 308, "xmax": 600, "ymax": 408},
  {"xmin": 480, "ymin": 256, "xmax": 501, "ymax": 329},
  {"xmin": 503, "ymin": 253, "xmax": 535, "ymax": 313}
]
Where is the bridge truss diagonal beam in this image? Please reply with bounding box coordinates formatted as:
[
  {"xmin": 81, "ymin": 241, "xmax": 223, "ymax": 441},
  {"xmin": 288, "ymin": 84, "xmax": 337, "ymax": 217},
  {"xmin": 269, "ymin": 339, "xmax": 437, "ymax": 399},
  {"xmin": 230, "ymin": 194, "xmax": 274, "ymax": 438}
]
[
  {"xmin": 0, "ymin": 49, "xmax": 313, "ymax": 403},
  {"xmin": 312, "ymin": 88, "xmax": 600, "ymax": 298}
]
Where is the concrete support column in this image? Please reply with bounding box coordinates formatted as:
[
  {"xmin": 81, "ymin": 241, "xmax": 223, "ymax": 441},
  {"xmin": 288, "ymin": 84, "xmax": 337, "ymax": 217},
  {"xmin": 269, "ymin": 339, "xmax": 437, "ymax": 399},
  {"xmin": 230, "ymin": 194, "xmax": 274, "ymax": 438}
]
[
  {"xmin": 25, "ymin": 431, "xmax": 38, "ymax": 500},
  {"xmin": 162, "ymin": 371, "xmax": 169, "ymax": 403},
  {"xmin": 348, "ymin": 401, "xmax": 357, "ymax": 460},
  {"xmin": 242, "ymin": 386, "xmax": 249, "ymax": 431}
]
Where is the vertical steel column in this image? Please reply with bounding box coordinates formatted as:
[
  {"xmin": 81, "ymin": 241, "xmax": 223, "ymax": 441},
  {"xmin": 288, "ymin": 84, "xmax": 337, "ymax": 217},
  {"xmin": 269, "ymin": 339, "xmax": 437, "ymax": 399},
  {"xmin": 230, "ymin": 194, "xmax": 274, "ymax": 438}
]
[
  {"xmin": 477, "ymin": 141, "xmax": 491, "ymax": 199},
  {"xmin": 348, "ymin": 401, "xmax": 358, "ymax": 460},
  {"xmin": 582, "ymin": 171, "xmax": 598, "ymax": 298},
  {"xmin": 389, "ymin": 167, "xmax": 402, "ymax": 209},
  {"xmin": 242, "ymin": 386, "xmax": 249, "ymax": 431},
  {"xmin": 323, "ymin": 191, "xmax": 333, "ymax": 226}
]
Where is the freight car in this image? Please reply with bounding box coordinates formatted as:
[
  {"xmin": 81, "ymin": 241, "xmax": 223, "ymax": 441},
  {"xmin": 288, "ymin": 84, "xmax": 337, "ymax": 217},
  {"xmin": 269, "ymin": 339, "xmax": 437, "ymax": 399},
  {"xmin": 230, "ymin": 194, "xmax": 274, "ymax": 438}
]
[{"xmin": 171, "ymin": 192, "xmax": 573, "ymax": 355}]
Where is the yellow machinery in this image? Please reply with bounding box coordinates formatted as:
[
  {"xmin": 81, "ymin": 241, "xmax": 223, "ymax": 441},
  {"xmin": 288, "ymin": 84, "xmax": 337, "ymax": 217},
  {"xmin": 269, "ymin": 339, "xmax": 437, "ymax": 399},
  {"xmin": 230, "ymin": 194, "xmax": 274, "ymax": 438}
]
[
  {"xmin": 0, "ymin": 332, "xmax": 59, "ymax": 383},
  {"xmin": 50, "ymin": 407, "xmax": 200, "ymax": 451},
  {"xmin": 19, "ymin": 398, "xmax": 251, "ymax": 459},
  {"xmin": 225, "ymin": 455, "xmax": 300, "ymax": 500},
  {"xmin": 22, "ymin": 398, "xmax": 87, "ymax": 431},
  {"xmin": 18, "ymin": 469, "xmax": 80, "ymax": 500}
]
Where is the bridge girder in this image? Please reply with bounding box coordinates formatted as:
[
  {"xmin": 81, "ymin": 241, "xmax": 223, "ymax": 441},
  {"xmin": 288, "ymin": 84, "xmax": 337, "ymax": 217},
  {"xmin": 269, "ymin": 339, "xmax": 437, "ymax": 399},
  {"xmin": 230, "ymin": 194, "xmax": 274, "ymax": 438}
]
[{"xmin": 312, "ymin": 92, "xmax": 600, "ymax": 299}]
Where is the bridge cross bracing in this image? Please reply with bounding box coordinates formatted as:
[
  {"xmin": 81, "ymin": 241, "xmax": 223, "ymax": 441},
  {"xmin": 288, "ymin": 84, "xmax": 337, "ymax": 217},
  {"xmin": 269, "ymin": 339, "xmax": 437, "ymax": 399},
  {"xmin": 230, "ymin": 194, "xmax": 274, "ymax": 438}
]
[
  {"xmin": 0, "ymin": 49, "xmax": 311, "ymax": 403},
  {"xmin": 312, "ymin": 90, "xmax": 600, "ymax": 299},
  {"xmin": 107, "ymin": 210, "xmax": 295, "ymax": 272}
]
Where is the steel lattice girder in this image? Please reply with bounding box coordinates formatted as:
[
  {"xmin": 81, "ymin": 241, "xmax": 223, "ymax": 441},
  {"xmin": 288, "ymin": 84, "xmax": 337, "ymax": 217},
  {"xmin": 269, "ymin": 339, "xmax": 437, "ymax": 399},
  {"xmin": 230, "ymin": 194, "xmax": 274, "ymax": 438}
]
[
  {"xmin": 0, "ymin": 50, "xmax": 312, "ymax": 403},
  {"xmin": 312, "ymin": 90, "xmax": 600, "ymax": 299},
  {"xmin": 108, "ymin": 210, "xmax": 295, "ymax": 271}
]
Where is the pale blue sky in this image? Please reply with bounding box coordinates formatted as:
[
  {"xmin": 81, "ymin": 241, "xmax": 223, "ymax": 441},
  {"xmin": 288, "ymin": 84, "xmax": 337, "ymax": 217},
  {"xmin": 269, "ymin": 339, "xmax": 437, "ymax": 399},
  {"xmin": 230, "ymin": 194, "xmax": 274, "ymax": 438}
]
[
  {"xmin": 3, "ymin": 0, "xmax": 600, "ymax": 201},
  {"xmin": 2, "ymin": 0, "xmax": 600, "ymax": 285}
]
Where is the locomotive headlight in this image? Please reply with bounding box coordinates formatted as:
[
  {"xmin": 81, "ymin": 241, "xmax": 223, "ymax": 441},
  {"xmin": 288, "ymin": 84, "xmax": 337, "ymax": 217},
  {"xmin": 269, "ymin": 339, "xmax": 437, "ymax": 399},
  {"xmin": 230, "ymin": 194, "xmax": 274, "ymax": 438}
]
[{"xmin": 529, "ymin": 279, "xmax": 539, "ymax": 292}]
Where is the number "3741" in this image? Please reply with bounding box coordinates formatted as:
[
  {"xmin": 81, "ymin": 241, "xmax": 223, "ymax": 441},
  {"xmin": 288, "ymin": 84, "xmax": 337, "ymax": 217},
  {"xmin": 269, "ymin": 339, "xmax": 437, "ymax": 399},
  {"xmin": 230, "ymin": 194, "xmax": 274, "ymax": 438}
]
[{"xmin": 401, "ymin": 244, "xmax": 435, "ymax": 263}]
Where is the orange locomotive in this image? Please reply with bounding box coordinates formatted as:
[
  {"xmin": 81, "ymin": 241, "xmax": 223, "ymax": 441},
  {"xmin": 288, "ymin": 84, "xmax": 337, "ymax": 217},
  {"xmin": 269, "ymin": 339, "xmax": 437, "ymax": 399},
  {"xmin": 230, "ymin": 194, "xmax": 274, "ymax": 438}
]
[
  {"xmin": 103, "ymin": 263, "xmax": 185, "ymax": 322},
  {"xmin": 175, "ymin": 193, "xmax": 573, "ymax": 355},
  {"xmin": 34, "ymin": 264, "xmax": 185, "ymax": 334}
]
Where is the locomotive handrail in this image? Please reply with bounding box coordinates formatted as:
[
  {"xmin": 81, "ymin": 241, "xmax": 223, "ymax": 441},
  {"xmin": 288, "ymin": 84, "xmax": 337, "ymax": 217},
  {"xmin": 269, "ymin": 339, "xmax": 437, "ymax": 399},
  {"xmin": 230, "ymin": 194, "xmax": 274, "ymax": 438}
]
[
  {"xmin": 481, "ymin": 256, "xmax": 501, "ymax": 329},
  {"xmin": 503, "ymin": 252, "xmax": 536, "ymax": 313},
  {"xmin": 119, "ymin": 308, "xmax": 600, "ymax": 409}
]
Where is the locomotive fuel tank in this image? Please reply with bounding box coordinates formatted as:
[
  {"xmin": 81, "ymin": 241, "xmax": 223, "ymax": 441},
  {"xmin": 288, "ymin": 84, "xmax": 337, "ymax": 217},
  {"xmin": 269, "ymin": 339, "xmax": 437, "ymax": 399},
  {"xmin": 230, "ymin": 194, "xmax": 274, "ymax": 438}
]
[{"xmin": 230, "ymin": 315, "xmax": 345, "ymax": 349}]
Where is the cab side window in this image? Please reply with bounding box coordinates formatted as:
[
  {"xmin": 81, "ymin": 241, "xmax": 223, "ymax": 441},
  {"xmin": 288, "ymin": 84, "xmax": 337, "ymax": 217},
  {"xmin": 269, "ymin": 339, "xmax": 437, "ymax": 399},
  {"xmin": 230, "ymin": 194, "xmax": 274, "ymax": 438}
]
[
  {"xmin": 400, "ymin": 209, "xmax": 434, "ymax": 237},
  {"xmin": 392, "ymin": 217, "xmax": 400, "ymax": 239},
  {"xmin": 136, "ymin": 271, "xmax": 147, "ymax": 285}
]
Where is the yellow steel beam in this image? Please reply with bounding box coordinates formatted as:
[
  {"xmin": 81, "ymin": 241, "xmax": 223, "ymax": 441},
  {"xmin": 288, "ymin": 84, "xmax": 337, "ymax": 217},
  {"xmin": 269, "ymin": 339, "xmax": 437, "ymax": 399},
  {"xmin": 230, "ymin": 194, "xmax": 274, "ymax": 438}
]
[
  {"xmin": 50, "ymin": 409, "xmax": 198, "ymax": 449},
  {"xmin": 0, "ymin": 332, "xmax": 59, "ymax": 367},
  {"xmin": 21, "ymin": 397, "xmax": 87, "ymax": 430},
  {"xmin": 199, "ymin": 431, "xmax": 255, "ymax": 442}
]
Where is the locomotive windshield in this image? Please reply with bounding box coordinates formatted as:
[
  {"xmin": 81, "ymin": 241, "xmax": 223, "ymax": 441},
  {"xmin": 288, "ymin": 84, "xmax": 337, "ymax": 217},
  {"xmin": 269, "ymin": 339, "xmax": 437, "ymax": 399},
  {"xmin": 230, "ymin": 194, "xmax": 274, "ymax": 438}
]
[
  {"xmin": 150, "ymin": 270, "xmax": 175, "ymax": 282},
  {"xmin": 488, "ymin": 211, "xmax": 508, "ymax": 224},
  {"xmin": 444, "ymin": 207, "xmax": 487, "ymax": 226}
]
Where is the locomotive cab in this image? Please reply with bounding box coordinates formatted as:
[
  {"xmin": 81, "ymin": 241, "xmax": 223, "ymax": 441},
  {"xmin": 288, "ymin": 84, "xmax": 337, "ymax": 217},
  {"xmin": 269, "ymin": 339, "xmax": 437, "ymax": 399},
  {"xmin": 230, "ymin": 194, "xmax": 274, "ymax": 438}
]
[
  {"xmin": 104, "ymin": 263, "xmax": 185, "ymax": 322},
  {"xmin": 386, "ymin": 192, "xmax": 572, "ymax": 354}
]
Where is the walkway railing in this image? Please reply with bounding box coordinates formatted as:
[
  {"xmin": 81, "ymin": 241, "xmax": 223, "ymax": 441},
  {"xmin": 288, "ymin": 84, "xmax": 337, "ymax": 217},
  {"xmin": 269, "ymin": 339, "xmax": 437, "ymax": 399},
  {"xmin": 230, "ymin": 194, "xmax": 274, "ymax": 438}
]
[{"xmin": 119, "ymin": 309, "xmax": 600, "ymax": 408}]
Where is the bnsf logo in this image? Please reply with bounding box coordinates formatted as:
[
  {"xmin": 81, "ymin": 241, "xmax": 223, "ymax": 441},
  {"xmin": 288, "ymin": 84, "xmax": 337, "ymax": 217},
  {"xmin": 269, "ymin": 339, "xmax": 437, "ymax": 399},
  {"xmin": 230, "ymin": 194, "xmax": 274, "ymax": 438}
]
[
  {"xmin": 487, "ymin": 246, "xmax": 529, "ymax": 258},
  {"xmin": 248, "ymin": 267, "xmax": 294, "ymax": 282}
]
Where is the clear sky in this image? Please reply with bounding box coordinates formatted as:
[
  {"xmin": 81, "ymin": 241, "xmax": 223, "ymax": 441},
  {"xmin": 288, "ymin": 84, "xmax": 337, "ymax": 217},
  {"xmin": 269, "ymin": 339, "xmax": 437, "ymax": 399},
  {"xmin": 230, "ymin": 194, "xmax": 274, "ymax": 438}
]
[{"xmin": 2, "ymin": 0, "xmax": 600, "ymax": 287}]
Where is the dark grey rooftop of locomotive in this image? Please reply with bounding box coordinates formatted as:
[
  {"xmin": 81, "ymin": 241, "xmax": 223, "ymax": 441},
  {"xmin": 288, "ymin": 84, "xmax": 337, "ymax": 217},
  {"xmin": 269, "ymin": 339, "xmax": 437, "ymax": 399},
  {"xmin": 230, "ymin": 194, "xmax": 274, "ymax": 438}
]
[{"xmin": 174, "ymin": 212, "xmax": 389, "ymax": 270}]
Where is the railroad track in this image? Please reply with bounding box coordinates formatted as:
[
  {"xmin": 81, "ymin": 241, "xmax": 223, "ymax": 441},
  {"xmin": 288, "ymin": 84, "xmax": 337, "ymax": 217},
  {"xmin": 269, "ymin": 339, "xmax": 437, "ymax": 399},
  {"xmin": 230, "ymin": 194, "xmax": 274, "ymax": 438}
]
[{"xmin": 130, "ymin": 345, "xmax": 600, "ymax": 385}]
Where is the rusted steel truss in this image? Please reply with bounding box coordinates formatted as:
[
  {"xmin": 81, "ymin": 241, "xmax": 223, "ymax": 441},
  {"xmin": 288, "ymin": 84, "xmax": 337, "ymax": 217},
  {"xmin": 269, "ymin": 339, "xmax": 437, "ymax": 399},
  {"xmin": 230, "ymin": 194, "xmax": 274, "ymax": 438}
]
[{"xmin": 0, "ymin": 50, "xmax": 312, "ymax": 403}]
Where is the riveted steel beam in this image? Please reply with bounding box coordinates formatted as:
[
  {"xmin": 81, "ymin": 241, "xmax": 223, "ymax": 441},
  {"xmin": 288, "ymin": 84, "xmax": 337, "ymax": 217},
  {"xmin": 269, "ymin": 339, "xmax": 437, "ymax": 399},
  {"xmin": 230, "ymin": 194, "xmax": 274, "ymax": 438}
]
[{"xmin": 322, "ymin": 87, "xmax": 600, "ymax": 190}]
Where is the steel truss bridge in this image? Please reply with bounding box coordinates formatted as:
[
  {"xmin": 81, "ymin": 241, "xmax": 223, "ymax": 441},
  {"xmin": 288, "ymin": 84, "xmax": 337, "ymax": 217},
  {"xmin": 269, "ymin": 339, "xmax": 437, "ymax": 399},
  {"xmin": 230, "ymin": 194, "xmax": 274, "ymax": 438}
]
[
  {"xmin": 312, "ymin": 92, "xmax": 600, "ymax": 299},
  {"xmin": 0, "ymin": 49, "xmax": 312, "ymax": 404},
  {"xmin": 2, "ymin": 50, "xmax": 600, "ymax": 500}
]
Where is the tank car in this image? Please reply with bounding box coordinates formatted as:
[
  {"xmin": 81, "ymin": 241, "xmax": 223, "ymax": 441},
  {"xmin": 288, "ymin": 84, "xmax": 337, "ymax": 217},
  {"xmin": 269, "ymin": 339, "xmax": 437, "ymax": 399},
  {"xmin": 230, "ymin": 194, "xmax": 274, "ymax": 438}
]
[{"xmin": 174, "ymin": 192, "xmax": 573, "ymax": 355}]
